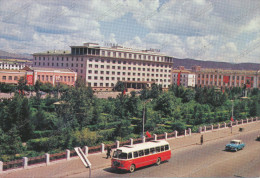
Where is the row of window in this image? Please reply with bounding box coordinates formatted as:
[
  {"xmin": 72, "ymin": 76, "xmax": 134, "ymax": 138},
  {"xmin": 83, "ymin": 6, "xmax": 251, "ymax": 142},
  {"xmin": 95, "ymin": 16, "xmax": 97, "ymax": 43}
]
[
  {"xmin": 115, "ymin": 144, "xmax": 170, "ymax": 160},
  {"xmin": 197, "ymin": 80, "xmax": 250, "ymax": 86},
  {"xmin": 100, "ymin": 51, "xmax": 173, "ymax": 63},
  {"xmin": 88, "ymin": 64, "xmax": 171, "ymax": 72},
  {"xmin": 37, "ymin": 75, "xmax": 75, "ymax": 82},
  {"xmin": 173, "ymin": 74, "xmax": 188, "ymax": 78},
  {"xmin": 36, "ymin": 56, "xmax": 84, "ymax": 62},
  {"xmin": 0, "ymin": 64, "xmax": 24, "ymax": 67},
  {"xmin": 89, "ymin": 58, "xmax": 172, "ymax": 68},
  {"xmin": 88, "ymin": 70, "xmax": 171, "ymax": 77},
  {"xmin": 87, "ymin": 76, "xmax": 171, "ymax": 82},
  {"xmin": 35, "ymin": 62, "xmax": 84, "ymax": 68},
  {"xmin": 1, "ymin": 76, "xmax": 19, "ymax": 80},
  {"xmin": 198, "ymin": 74, "xmax": 254, "ymax": 81}
]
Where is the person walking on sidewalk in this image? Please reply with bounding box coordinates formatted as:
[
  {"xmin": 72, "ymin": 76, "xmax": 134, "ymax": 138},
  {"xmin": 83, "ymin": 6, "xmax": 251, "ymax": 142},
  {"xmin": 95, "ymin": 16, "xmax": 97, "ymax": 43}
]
[
  {"xmin": 200, "ymin": 135, "xmax": 204, "ymax": 145},
  {"xmin": 106, "ymin": 146, "xmax": 112, "ymax": 159}
]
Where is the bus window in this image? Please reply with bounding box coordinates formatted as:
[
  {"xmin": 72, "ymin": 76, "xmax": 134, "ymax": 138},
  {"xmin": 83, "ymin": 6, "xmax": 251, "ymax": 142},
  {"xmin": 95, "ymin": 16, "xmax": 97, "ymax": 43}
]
[
  {"xmin": 113, "ymin": 150, "xmax": 122, "ymax": 158},
  {"xmin": 145, "ymin": 149, "xmax": 150, "ymax": 155},
  {"xmin": 134, "ymin": 151, "xmax": 138, "ymax": 158},
  {"xmin": 165, "ymin": 145, "xmax": 169, "ymax": 150},
  {"xmin": 128, "ymin": 152, "xmax": 133, "ymax": 159},
  {"xmin": 150, "ymin": 147, "xmax": 155, "ymax": 154},
  {"xmin": 156, "ymin": 147, "xmax": 160, "ymax": 152},
  {"xmin": 161, "ymin": 146, "xmax": 165, "ymax": 151},
  {"xmin": 118, "ymin": 152, "xmax": 127, "ymax": 159},
  {"xmin": 139, "ymin": 150, "xmax": 144, "ymax": 156}
]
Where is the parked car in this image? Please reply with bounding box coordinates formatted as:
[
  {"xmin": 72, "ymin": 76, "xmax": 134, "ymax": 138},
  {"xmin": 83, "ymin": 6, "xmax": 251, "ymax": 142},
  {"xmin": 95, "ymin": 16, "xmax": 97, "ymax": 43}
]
[{"xmin": 225, "ymin": 139, "xmax": 245, "ymax": 152}]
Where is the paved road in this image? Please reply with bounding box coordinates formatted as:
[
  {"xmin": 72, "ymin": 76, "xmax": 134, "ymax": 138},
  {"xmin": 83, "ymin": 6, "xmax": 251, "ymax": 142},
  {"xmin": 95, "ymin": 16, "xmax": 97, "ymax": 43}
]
[{"xmin": 68, "ymin": 129, "xmax": 260, "ymax": 177}]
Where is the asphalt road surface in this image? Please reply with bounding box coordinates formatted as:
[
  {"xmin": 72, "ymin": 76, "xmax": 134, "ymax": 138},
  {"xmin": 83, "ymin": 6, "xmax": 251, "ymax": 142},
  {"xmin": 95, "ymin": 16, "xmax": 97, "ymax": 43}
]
[{"xmin": 68, "ymin": 129, "xmax": 260, "ymax": 177}]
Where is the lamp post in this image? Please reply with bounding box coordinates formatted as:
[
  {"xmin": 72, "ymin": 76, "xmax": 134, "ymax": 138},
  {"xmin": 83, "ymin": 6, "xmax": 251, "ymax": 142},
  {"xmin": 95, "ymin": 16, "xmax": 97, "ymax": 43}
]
[
  {"xmin": 231, "ymin": 100, "xmax": 234, "ymax": 134},
  {"xmin": 142, "ymin": 99, "xmax": 152, "ymax": 137}
]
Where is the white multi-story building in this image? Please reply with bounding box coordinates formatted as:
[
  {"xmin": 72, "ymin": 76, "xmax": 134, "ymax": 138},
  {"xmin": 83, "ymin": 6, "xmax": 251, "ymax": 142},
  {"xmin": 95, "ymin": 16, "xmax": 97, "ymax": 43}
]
[
  {"xmin": 33, "ymin": 43, "xmax": 174, "ymax": 91},
  {"xmin": 0, "ymin": 59, "xmax": 32, "ymax": 70},
  {"xmin": 172, "ymin": 66, "xmax": 196, "ymax": 87}
]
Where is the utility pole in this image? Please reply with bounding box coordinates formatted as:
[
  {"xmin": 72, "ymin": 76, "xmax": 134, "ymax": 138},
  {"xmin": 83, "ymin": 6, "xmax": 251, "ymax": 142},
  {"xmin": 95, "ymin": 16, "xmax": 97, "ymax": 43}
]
[
  {"xmin": 231, "ymin": 100, "xmax": 234, "ymax": 134},
  {"xmin": 143, "ymin": 103, "xmax": 145, "ymax": 137}
]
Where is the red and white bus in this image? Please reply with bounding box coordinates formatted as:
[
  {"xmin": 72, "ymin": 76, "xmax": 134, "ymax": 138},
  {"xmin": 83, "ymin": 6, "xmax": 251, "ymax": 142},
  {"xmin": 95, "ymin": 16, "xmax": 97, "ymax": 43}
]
[{"xmin": 111, "ymin": 140, "xmax": 171, "ymax": 173}]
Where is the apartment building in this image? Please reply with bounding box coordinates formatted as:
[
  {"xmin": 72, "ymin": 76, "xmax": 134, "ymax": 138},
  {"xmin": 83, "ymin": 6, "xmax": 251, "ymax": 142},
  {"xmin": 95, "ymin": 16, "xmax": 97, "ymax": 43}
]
[
  {"xmin": 0, "ymin": 69, "xmax": 26, "ymax": 84},
  {"xmin": 33, "ymin": 43, "xmax": 174, "ymax": 91},
  {"xmin": 172, "ymin": 66, "xmax": 196, "ymax": 87},
  {"xmin": 0, "ymin": 59, "xmax": 32, "ymax": 70},
  {"xmin": 192, "ymin": 66, "xmax": 260, "ymax": 89},
  {"xmin": 0, "ymin": 67, "xmax": 77, "ymax": 86}
]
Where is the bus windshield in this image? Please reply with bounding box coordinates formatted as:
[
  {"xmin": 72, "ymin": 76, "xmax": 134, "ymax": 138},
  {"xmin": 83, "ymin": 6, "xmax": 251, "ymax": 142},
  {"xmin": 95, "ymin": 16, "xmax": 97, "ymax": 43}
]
[{"xmin": 113, "ymin": 150, "xmax": 127, "ymax": 159}]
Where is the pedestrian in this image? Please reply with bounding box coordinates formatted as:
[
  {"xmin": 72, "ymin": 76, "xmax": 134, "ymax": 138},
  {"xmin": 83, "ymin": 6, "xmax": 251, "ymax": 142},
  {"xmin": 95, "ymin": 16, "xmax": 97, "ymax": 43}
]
[
  {"xmin": 200, "ymin": 135, "xmax": 203, "ymax": 145},
  {"xmin": 106, "ymin": 146, "xmax": 111, "ymax": 159}
]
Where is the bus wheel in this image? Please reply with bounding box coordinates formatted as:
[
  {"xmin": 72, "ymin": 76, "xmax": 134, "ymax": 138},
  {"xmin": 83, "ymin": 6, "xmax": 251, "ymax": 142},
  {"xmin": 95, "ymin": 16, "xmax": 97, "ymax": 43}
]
[
  {"xmin": 129, "ymin": 164, "xmax": 135, "ymax": 173},
  {"xmin": 156, "ymin": 157, "xmax": 161, "ymax": 165}
]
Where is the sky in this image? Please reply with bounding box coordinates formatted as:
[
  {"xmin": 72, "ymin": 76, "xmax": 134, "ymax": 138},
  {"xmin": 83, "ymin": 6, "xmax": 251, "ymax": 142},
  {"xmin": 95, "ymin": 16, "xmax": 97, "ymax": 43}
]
[{"xmin": 0, "ymin": 0, "xmax": 259, "ymax": 63}]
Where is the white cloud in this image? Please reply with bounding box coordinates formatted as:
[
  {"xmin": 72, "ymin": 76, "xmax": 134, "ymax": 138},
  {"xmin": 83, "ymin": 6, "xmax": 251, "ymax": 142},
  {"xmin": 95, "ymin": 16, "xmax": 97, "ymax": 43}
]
[{"xmin": 0, "ymin": 0, "xmax": 259, "ymax": 63}]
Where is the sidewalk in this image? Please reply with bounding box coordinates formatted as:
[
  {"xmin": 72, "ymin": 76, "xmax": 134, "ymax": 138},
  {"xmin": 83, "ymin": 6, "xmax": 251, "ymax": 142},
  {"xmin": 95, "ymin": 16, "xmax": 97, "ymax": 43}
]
[{"xmin": 2, "ymin": 121, "xmax": 260, "ymax": 178}]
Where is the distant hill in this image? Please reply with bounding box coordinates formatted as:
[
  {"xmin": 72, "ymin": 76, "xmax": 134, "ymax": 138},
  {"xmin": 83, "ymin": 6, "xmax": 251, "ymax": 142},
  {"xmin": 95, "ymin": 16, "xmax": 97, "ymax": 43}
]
[
  {"xmin": 173, "ymin": 58, "xmax": 260, "ymax": 71},
  {"xmin": 0, "ymin": 50, "xmax": 32, "ymax": 60}
]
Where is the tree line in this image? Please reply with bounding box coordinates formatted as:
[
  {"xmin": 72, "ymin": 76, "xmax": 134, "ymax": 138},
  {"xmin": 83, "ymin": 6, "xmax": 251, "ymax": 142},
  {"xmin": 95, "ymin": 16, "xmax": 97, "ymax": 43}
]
[{"xmin": 0, "ymin": 80, "xmax": 259, "ymax": 162}]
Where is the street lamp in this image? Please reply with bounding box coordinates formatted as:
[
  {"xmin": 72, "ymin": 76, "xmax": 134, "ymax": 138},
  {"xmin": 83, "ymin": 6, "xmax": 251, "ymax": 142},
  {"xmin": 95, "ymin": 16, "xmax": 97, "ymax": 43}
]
[
  {"xmin": 231, "ymin": 100, "xmax": 234, "ymax": 134},
  {"xmin": 142, "ymin": 99, "xmax": 152, "ymax": 137}
]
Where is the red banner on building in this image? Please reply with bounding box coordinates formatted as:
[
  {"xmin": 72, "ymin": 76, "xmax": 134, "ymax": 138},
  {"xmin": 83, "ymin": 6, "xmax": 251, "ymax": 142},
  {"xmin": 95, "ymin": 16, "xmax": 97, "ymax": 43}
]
[
  {"xmin": 26, "ymin": 74, "xmax": 33, "ymax": 85},
  {"xmin": 223, "ymin": 76, "xmax": 230, "ymax": 84},
  {"xmin": 177, "ymin": 72, "xmax": 181, "ymax": 86},
  {"xmin": 246, "ymin": 77, "xmax": 251, "ymax": 88}
]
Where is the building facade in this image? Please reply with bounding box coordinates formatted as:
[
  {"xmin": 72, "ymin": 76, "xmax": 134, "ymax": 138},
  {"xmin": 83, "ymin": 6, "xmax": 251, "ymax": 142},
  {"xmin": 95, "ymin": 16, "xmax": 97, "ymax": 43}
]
[
  {"xmin": 33, "ymin": 43, "xmax": 174, "ymax": 91},
  {"xmin": 31, "ymin": 67, "xmax": 77, "ymax": 86},
  {"xmin": 0, "ymin": 67, "xmax": 77, "ymax": 86},
  {"xmin": 0, "ymin": 59, "xmax": 32, "ymax": 70},
  {"xmin": 172, "ymin": 66, "xmax": 196, "ymax": 87},
  {"xmin": 0, "ymin": 69, "xmax": 26, "ymax": 85},
  {"xmin": 192, "ymin": 66, "xmax": 260, "ymax": 89}
]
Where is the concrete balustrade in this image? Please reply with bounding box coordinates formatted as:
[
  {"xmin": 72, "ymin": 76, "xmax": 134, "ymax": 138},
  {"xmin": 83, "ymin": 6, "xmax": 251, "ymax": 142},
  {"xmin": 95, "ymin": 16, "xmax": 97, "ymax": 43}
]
[
  {"xmin": 142, "ymin": 136, "xmax": 145, "ymax": 143},
  {"xmin": 174, "ymin": 130, "xmax": 178, "ymax": 138},
  {"xmin": 164, "ymin": 132, "xmax": 168, "ymax": 140},
  {"xmin": 66, "ymin": 149, "xmax": 70, "ymax": 160},
  {"xmin": 84, "ymin": 146, "xmax": 88, "ymax": 157},
  {"xmin": 241, "ymin": 120, "xmax": 243, "ymax": 125},
  {"xmin": 204, "ymin": 126, "xmax": 206, "ymax": 132},
  {"xmin": 188, "ymin": 128, "xmax": 191, "ymax": 136},
  {"xmin": 23, "ymin": 157, "xmax": 28, "ymax": 169},
  {"xmin": 224, "ymin": 123, "xmax": 226, "ymax": 128},
  {"xmin": 184, "ymin": 130, "xmax": 187, "ymax": 136},
  {"xmin": 211, "ymin": 125, "xmax": 213, "ymax": 131},
  {"xmin": 199, "ymin": 127, "xmax": 202, "ymax": 133},
  {"xmin": 218, "ymin": 124, "xmax": 220, "ymax": 129},
  {"xmin": 154, "ymin": 134, "xmax": 157, "ymax": 141},
  {"xmin": 0, "ymin": 161, "xmax": 3, "ymax": 172},
  {"xmin": 116, "ymin": 140, "xmax": 120, "ymax": 148},
  {"xmin": 230, "ymin": 122, "xmax": 233, "ymax": 126},
  {"xmin": 101, "ymin": 143, "xmax": 105, "ymax": 153},
  {"xmin": 236, "ymin": 120, "xmax": 238, "ymax": 125},
  {"xmin": 45, "ymin": 153, "xmax": 50, "ymax": 165},
  {"xmin": 130, "ymin": 138, "xmax": 133, "ymax": 145},
  {"xmin": 247, "ymin": 119, "xmax": 248, "ymax": 123}
]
